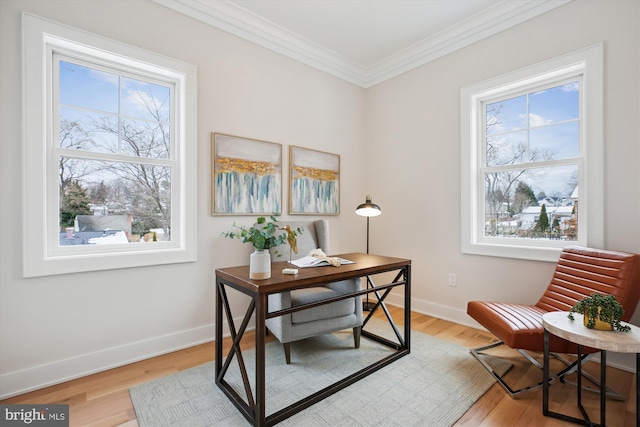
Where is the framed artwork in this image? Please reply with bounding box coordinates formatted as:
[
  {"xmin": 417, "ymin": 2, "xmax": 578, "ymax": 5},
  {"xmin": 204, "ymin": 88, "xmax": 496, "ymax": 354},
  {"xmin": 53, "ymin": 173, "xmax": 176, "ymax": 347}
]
[
  {"xmin": 212, "ymin": 133, "xmax": 282, "ymax": 215},
  {"xmin": 289, "ymin": 146, "xmax": 340, "ymax": 215}
]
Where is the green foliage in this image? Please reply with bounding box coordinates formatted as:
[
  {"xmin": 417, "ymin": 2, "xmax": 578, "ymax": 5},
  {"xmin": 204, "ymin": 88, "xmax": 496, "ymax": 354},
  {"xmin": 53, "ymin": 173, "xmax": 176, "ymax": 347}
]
[
  {"xmin": 513, "ymin": 181, "xmax": 537, "ymax": 214},
  {"xmin": 221, "ymin": 216, "xmax": 301, "ymax": 254},
  {"xmin": 537, "ymin": 204, "xmax": 549, "ymax": 233},
  {"xmin": 568, "ymin": 293, "xmax": 630, "ymax": 332},
  {"xmin": 131, "ymin": 220, "xmax": 147, "ymax": 236},
  {"xmin": 59, "ymin": 181, "xmax": 92, "ymax": 229}
]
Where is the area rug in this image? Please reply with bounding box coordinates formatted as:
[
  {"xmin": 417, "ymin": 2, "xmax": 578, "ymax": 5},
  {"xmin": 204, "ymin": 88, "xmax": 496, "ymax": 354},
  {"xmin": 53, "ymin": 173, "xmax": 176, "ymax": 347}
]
[{"xmin": 130, "ymin": 319, "xmax": 510, "ymax": 426}]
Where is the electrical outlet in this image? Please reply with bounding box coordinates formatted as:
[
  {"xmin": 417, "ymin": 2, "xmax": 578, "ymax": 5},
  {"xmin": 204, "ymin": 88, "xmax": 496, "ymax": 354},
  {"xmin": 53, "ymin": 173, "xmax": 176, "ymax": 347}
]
[{"xmin": 448, "ymin": 273, "xmax": 457, "ymax": 287}]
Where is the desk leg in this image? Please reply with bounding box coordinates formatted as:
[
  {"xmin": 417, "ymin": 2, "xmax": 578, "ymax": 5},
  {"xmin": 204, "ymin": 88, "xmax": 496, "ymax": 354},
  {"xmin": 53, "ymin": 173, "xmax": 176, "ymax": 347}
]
[
  {"xmin": 404, "ymin": 265, "xmax": 411, "ymax": 353},
  {"xmin": 255, "ymin": 294, "xmax": 267, "ymax": 427},
  {"xmin": 214, "ymin": 280, "xmax": 261, "ymax": 425},
  {"xmin": 362, "ymin": 268, "xmax": 409, "ymax": 349},
  {"xmin": 215, "ymin": 278, "xmax": 223, "ymax": 384}
]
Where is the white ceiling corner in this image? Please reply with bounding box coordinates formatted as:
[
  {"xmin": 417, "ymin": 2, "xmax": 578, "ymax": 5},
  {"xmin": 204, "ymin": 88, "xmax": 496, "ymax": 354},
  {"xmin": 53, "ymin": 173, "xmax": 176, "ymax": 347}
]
[{"xmin": 153, "ymin": 0, "xmax": 571, "ymax": 88}]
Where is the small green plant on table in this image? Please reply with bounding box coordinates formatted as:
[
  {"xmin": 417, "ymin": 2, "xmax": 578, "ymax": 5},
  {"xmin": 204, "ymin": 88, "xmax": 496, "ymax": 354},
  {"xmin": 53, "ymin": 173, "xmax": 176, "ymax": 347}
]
[{"xmin": 568, "ymin": 293, "xmax": 630, "ymax": 332}]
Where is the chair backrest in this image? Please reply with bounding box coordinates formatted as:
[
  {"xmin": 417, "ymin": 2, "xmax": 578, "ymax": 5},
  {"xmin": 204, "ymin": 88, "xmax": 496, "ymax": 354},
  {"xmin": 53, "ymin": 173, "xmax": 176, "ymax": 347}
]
[
  {"xmin": 270, "ymin": 219, "xmax": 329, "ymax": 261},
  {"xmin": 536, "ymin": 246, "xmax": 640, "ymax": 321}
]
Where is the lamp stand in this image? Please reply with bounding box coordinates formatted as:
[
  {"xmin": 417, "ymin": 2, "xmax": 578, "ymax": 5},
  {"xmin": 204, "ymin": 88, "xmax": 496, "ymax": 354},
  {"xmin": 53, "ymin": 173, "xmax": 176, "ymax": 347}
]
[
  {"xmin": 365, "ymin": 216, "xmax": 370, "ymax": 254},
  {"xmin": 363, "ymin": 216, "xmax": 377, "ymax": 311}
]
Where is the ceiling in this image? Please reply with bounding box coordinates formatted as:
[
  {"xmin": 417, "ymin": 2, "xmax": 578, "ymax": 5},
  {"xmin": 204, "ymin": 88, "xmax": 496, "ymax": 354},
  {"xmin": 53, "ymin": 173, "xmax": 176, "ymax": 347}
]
[{"xmin": 154, "ymin": 0, "xmax": 570, "ymax": 88}]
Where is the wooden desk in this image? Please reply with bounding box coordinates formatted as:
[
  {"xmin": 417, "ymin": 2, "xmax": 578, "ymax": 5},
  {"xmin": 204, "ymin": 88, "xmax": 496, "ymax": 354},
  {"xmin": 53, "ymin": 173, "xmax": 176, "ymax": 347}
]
[
  {"xmin": 215, "ymin": 252, "xmax": 411, "ymax": 427},
  {"xmin": 543, "ymin": 311, "xmax": 640, "ymax": 426}
]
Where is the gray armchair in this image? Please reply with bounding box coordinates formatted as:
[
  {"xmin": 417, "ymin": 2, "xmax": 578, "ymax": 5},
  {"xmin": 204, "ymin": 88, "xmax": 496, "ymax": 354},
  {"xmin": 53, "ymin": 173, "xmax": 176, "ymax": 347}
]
[{"xmin": 267, "ymin": 220, "xmax": 363, "ymax": 364}]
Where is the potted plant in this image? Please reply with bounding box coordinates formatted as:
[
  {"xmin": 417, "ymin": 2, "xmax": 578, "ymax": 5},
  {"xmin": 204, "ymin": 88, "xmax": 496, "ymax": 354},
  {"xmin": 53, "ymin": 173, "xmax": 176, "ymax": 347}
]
[
  {"xmin": 567, "ymin": 293, "xmax": 631, "ymax": 332},
  {"xmin": 222, "ymin": 216, "xmax": 302, "ymax": 280}
]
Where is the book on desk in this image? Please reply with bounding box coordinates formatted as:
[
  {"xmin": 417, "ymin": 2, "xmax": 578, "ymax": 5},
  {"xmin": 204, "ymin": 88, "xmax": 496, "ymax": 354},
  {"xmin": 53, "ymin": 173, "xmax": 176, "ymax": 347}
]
[{"xmin": 289, "ymin": 255, "xmax": 355, "ymax": 268}]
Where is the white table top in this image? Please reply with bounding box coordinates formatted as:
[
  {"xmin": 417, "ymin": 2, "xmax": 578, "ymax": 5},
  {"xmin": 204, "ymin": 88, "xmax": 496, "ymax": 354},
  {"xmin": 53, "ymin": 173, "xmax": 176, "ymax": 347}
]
[{"xmin": 543, "ymin": 311, "xmax": 640, "ymax": 353}]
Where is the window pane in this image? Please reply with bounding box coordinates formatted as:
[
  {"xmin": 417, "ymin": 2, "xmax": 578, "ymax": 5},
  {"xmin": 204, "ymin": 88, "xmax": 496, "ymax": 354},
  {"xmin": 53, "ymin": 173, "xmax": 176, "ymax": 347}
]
[
  {"xmin": 60, "ymin": 61, "xmax": 119, "ymax": 113},
  {"xmin": 486, "ymin": 95, "xmax": 527, "ymax": 136},
  {"xmin": 484, "ymin": 165, "xmax": 578, "ymax": 240},
  {"xmin": 60, "ymin": 107, "xmax": 119, "ymax": 153},
  {"xmin": 59, "ymin": 158, "xmax": 171, "ymax": 246},
  {"xmin": 122, "ymin": 118, "xmax": 170, "ymax": 159},
  {"xmin": 122, "ymin": 77, "xmax": 171, "ymax": 122},
  {"xmin": 486, "ymin": 132, "xmax": 527, "ymax": 167},
  {"xmin": 529, "ymin": 82, "xmax": 579, "ymax": 125},
  {"xmin": 530, "ymin": 121, "xmax": 579, "ymax": 160}
]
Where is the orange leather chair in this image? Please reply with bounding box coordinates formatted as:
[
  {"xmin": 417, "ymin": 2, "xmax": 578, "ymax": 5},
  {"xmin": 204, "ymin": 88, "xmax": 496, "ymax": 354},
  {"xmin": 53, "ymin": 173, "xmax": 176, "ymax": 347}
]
[{"xmin": 467, "ymin": 246, "xmax": 640, "ymax": 397}]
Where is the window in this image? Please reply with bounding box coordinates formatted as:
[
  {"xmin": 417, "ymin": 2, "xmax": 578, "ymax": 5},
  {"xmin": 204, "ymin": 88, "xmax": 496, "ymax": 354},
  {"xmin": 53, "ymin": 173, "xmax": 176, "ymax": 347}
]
[
  {"xmin": 460, "ymin": 45, "xmax": 603, "ymax": 262},
  {"xmin": 23, "ymin": 14, "xmax": 197, "ymax": 277}
]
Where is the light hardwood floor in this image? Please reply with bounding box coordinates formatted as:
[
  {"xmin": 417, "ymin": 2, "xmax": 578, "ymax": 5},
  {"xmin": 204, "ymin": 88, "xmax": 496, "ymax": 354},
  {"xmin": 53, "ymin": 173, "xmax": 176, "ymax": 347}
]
[{"xmin": 1, "ymin": 306, "xmax": 636, "ymax": 426}]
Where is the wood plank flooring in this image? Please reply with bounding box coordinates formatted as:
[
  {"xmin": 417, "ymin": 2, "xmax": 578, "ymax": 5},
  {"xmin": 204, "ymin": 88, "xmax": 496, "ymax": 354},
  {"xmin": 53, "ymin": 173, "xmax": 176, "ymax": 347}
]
[{"xmin": 1, "ymin": 306, "xmax": 636, "ymax": 426}]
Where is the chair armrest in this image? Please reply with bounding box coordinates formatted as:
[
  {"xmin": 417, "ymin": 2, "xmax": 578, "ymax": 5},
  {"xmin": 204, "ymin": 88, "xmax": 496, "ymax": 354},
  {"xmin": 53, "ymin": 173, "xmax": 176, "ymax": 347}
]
[
  {"xmin": 326, "ymin": 278, "xmax": 363, "ymax": 324},
  {"xmin": 268, "ymin": 291, "xmax": 292, "ymax": 312},
  {"xmin": 325, "ymin": 278, "xmax": 361, "ymax": 293}
]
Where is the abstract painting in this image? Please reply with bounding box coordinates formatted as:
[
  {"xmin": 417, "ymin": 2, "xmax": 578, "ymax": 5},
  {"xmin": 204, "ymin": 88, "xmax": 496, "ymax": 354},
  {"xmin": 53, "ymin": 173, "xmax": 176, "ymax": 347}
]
[
  {"xmin": 289, "ymin": 146, "xmax": 340, "ymax": 215},
  {"xmin": 212, "ymin": 133, "xmax": 281, "ymax": 215}
]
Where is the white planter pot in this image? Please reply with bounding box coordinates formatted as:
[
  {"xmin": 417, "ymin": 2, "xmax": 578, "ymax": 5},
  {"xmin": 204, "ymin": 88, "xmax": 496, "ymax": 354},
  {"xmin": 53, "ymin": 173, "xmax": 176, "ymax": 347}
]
[{"xmin": 250, "ymin": 249, "xmax": 271, "ymax": 280}]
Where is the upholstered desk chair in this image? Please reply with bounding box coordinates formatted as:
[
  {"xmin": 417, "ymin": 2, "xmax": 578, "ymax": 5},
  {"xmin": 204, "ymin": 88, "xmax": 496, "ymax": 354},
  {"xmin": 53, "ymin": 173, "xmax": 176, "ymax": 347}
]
[
  {"xmin": 467, "ymin": 245, "xmax": 640, "ymax": 397},
  {"xmin": 267, "ymin": 219, "xmax": 363, "ymax": 364}
]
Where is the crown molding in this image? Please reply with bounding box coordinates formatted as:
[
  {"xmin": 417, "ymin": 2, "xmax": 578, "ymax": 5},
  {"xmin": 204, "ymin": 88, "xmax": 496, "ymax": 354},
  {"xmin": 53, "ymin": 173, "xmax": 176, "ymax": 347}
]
[
  {"xmin": 153, "ymin": 0, "xmax": 571, "ymax": 88},
  {"xmin": 365, "ymin": 0, "xmax": 572, "ymax": 87}
]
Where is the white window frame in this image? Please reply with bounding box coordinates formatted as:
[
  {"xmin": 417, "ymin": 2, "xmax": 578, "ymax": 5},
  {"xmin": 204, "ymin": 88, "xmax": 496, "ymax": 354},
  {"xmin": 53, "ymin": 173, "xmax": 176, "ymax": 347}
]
[
  {"xmin": 23, "ymin": 13, "xmax": 197, "ymax": 277},
  {"xmin": 460, "ymin": 44, "xmax": 603, "ymax": 262}
]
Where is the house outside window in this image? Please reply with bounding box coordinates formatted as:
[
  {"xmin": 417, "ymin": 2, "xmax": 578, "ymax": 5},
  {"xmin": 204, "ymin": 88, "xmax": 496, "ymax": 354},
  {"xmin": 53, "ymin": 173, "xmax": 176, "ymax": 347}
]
[
  {"xmin": 460, "ymin": 45, "xmax": 603, "ymax": 262},
  {"xmin": 23, "ymin": 14, "xmax": 197, "ymax": 277}
]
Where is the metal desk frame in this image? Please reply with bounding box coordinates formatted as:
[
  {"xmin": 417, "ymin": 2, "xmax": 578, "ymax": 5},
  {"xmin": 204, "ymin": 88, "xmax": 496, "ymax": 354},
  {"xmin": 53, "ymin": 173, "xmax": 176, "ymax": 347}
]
[{"xmin": 215, "ymin": 253, "xmax": 411, "ymax": 427}]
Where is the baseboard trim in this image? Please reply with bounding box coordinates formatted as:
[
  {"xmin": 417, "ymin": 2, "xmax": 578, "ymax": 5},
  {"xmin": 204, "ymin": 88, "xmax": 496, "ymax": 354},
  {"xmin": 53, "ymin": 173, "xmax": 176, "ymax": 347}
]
[
  {"xmin": 0, "ymin": 324, "xmax": 215, "ymax": 400},
  {"xmin": 383, "ymin": 292, "xmax": 478, "ymax": 328}
]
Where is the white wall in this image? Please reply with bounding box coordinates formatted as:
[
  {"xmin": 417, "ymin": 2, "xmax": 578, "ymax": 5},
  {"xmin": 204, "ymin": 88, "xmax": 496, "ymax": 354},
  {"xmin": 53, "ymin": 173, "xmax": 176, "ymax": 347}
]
[
  {"xmin": 366, "ymin": 0, "xmax": 640, "ymax": 367},
  {"xmin": 1, "ymin": 0, "xmax": 639, "ymax": 399},
  {"xmin": 0, "ymin": 0, "xmax": 367, "ymax": 398}
]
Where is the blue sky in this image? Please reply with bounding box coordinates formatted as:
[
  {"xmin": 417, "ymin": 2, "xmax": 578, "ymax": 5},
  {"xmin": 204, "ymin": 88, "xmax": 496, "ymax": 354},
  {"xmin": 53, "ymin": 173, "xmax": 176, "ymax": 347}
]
[{"xmin": 59, "ymin": 60, "xmax": 171, "ymax": 123}]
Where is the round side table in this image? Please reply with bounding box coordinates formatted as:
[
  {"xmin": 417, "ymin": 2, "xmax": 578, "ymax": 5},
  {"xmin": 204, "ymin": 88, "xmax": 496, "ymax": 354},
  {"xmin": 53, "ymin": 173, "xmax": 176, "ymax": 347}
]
[{"xmin": 542, "ymin": 311, "xmax": 640, "ymax": 426}]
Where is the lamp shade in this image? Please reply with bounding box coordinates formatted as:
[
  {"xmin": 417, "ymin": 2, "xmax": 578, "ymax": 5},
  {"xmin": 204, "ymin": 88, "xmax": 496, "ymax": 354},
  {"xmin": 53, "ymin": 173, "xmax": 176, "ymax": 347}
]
[{"xmin": 355, "ymin": 195, "xmax": 381, "ymax": 217}]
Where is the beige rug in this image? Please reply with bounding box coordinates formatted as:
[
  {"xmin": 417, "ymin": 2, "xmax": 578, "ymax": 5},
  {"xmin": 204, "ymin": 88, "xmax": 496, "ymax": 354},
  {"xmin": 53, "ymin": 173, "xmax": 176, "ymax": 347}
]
[{"xmin": 130, "ymin": 319, "xmax": 510, "ymax": 426}]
